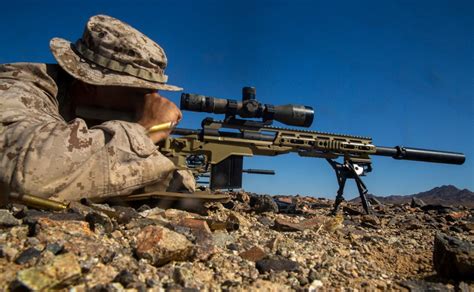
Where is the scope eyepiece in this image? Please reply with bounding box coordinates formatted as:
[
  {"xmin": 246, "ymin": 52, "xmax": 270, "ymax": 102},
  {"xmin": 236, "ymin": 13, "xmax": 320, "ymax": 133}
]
[{"xmin": 180, "ymin": 87, "xmax": 314, "ymax": 127}]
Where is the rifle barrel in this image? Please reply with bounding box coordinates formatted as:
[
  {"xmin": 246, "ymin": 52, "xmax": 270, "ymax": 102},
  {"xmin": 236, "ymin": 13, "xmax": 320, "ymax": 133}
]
[
  {"xmin": 375, "ymin": 146, "xmax": 465, "ymax": 165},
  {"xmin": 172, "ymin": 128, "xmax": 201, "ymax": 135},
  {"xmin": 243, "ymin": 169, "xmax": 276, "ymax": 175}
]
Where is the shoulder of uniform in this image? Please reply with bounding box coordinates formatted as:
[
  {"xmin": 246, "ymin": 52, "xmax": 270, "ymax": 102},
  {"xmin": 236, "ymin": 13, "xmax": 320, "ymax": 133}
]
[{"xmin": 0, "ymin": 62, "xmax": 60, "ymax": 97}]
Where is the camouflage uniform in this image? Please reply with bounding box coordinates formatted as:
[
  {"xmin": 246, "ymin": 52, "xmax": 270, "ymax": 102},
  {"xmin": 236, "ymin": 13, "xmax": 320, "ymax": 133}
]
[{"xmin": 0, "ymin": 15, "xmax": 194, "ymax": 201}]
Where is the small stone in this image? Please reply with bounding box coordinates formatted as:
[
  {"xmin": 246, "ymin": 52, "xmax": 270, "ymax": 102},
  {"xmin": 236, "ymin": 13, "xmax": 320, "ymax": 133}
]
[
  {"xmin": 67, "ymin": 201, "xmax": 96, "ymax": 216},
  {"xmin": 136, "ymin": 204, "xmax": 151, "ymax": 213},
  {"xmin": 235, "ymin": 192, "xmax": 250, "ymax": 203},
  {"xmin": 9, "ymin": 203, "xmax": 28, "ymax": 218},
  {"xmin": 178, "ymin": 218, "xmax": 212, "ymax": 234},
  {"xmin": 101, "ymin": 249, "xmax": 116, "ymax": 264},
  {"xmin": 256, "ymin": 256, "xmax": 299, "ymax": 273},
  {"xmin": 275, "ymin": 197, "xmax": 293, "ymax": 205},
  {"xmin": 26, "ymin": 237, "xmax": 40, "ymax": 246},
  {"xmin": 324, "ymin": 214, "xmax": 344, "ymax": 233},
  {"xmin": 433, "ymin": 233, "xmax": 474, "ymax": 280},
  {"xmin": 342, "ymin": 206, "xmax": 363, "ymax": 216},
  {"xmin": 308, "ymin": 270, "xmax": 319, "ymax": 282},
  {"xmin": 113, "ymin": 269, "xmax": 136, "ymax": 288},
  {"xmin": 89, "ymin": 283, "xmax": 127, "ymax": 291},
  {"xmin": 449, "ymin": 226, "xmax": 464, "ymax": 233},
  {"xmin": 445, "ymin": 211, "xmax": 469, "ymax": 222},
  {"xmin": 0, "ymin": 209, "xmax": 21, "ymax": 227},
  {"xmin": 227, "ymin": 243, "xmax": 239, "ymax": 251},
  {"xmin": 298, "ymin": 275, "xmax": 309, "ymax": 286},
  {"xmin": 266, "ymin": 235, "xmax": 282, "ymax": 252},
  {"xmin": 0, "ymin": 245, "xmax": 18, "ymax": 262},
  {"xmin": 126, "ymin": 217, "xmax": 166, "ymax": 230},
  {"xmin": 45, "ymin": 243, "xmax": 64, "ymax": 255},
  {"xmin": 84, "ymin": 263, "xmax": 119, "ymax": 287},
  {"xmin": 212, "ymin": 230, "xmax": 234, "ymax": 249},
  {"xmin": 460, "ymin": 222, "xmax": 474, "ymax": 232},
  {"xmin": 173, "ymin": 267, "xmax": 194, "ymax": 286},
  {"xmin": 308, "ymin": 279, "xmax": 324, "ymax": 290},
  {"xmin": 258, "ymin": 216, "xmax": 273, "ymax": 226},
  {"xmin": 9, "ymin": 225, "xmax": 29, "ymax": 242},
  {"xmin": 162, "ymin": 208, "xmax": 197, "ymax": 221},
  {"xmin": 146, "ymin": 278, "xmax": 159, "ymax": 288},
  {"xmin": 15, "ymin": 253, "xmax": 81, "ymax": 290},
  {"xmin": 14, "ymin": 247, "xmax": 42, "ymax": 265},
  {"xmin": 458, "ymin": 282, "xmax": 471, "ymax": 292},
  {"xmin": 404, "ymin": 219, "xmax": 423, "ymax": 230},
  {"xmin": 138, "ymin": 207, "xmax": 165, "ymax": 219},
  {"xmin": 135, "ymin": 225, "xmax": 194, "ymax": 266},
  {"xmin": 239, "ymin": 246, "xmax": 266, "ymax": 262}
]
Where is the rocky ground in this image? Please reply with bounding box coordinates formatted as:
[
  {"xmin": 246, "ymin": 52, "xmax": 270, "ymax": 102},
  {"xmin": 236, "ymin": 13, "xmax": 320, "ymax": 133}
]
[{"xmin": 0, "ymin": 192, "xmax": 473, "ymax": 291}]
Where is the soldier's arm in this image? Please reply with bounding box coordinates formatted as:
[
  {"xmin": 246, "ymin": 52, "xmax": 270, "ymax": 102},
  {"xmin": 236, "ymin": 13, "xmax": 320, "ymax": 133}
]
[{"xmin": 0, "ymin": 64, "xmax": 177, "ymax": 201}]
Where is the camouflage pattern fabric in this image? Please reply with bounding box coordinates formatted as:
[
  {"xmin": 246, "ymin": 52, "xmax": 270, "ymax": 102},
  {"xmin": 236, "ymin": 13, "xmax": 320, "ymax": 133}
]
[
  {"xmin": 0, "ymin": 63, "xmax": 193, "ymax": 201},
  {"xmin": 50, "ymin": 14, "xmax": 182, "ymax": 91}
]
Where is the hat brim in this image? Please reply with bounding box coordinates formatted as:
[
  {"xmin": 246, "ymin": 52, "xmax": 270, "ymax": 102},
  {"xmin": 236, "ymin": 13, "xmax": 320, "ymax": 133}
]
[{"xmin": 50, "ymin": 37, "xmax": 183, "ymax": 91}]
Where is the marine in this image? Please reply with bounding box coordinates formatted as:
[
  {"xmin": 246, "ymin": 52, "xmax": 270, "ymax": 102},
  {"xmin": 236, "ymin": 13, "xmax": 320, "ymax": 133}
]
[{"xmin": 0, "ymin": 15, "xmax": 195, "ymax": 202}]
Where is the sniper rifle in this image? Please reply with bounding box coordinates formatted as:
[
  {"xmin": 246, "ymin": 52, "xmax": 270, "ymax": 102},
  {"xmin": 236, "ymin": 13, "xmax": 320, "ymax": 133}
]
[{"xmin": 159, "ymin": 87, "xmax": 466, "ymax": 214}]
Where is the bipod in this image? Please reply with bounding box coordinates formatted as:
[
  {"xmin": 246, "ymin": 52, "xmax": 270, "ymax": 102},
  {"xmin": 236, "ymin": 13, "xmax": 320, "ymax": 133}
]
[{"xmin": 327, "ymin": 159, "xmax": 371, "ymax": 215}]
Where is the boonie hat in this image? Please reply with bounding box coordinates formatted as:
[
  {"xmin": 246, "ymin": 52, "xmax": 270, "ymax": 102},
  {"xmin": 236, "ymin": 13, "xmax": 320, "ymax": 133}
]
[{"xmin": 50, "ymin": 15, "xmax": 182, "ymax": 91}]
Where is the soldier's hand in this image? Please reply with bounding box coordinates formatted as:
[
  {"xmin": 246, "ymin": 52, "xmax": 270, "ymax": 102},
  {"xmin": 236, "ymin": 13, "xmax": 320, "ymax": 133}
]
[{"xmin": 137, "ymin": 93, "xmax": 182, "ymax": 143}]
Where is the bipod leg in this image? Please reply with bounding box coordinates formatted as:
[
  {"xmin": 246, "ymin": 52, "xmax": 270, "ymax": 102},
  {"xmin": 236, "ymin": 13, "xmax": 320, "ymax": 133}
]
[
  {"xmin": 332, "ymin": 177, "xmax": 347, "ymax": 215},
  {"xmin": 327, "ymin": 159, "xmax": 347, "ymax": 215},
  {"xmin": 347, "ymin": 163, "xmax": 371, "ymax": 214}
]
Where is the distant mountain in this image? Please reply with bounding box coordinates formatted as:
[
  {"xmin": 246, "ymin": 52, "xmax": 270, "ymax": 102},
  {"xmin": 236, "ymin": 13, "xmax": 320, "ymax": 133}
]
[{"xmin": 351, "ymin": 185, "xmax": 474, "ymax": 208}]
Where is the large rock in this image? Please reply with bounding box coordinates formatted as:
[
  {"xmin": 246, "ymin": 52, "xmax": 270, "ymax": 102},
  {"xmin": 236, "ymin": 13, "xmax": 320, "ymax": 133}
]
[
  {"xmin": 256, "ymin": 256, "xmax": 299, "ymax": 273},
  {"xmin": 249, "ymin": 195, "xmax": 279, "ymax": 213},
  {"xmin": 14, "ymin": 253, "xmax": 81, "ymax": 290},
  {"xmin": 239, "ymin": 246, "xmax": 267, "ymax": 262},
  {"xmin": 227, "ymin": 211, "xmax": 251, "ymax": 229},
  {"xmin": 247, "ymin": 279, "xmax": 291, "ymax": 291},
  {"xmin": 14, "ymin": 247, "xmax": 42, "ymax": 265},
  {"xmin": 175, "ymin": 218, "xmax": 216, "ymax": 260},
  {"xmin": 323, "ymin": 214, "xmax": 344, "ymax": 233},
  {"xmin": 399, "ymin": 280, "xmax": 451, "ymax": 291},
  {"xmin": 135, "ymin": 225, "xmax": 194, "ymax": 266},
  {"xmin": 433, "ymin": 233, "xmax": 474, "ymax": 280},
  {"xmin": 360, "ymin": 214, "xmax": 380, "ymax": 229},
  {"xmin": 411, "ymin": 197, "xmax": 426, "ymax": 208},
  {"xmin": 0, "ymin": 209, "xmax": 21, "ymax": 227},
  {"xmin": 273, "ymin": 217, "xmax": 321, "ymax": 232},
  {"xmin": 34, "ymin": 218, "xmax": 107, "ymax": 258}
]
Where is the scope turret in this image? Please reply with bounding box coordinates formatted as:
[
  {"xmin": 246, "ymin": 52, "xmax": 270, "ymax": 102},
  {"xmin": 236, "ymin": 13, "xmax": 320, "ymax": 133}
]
[{"xmin": 180, "ymin": 87, "xmax": 314, "ymax": 127}]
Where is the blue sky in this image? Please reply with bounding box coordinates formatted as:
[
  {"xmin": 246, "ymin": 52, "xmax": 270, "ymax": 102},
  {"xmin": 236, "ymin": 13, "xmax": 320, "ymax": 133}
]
[{"xmin": 1, "ymin": 0, "xmax": 472, "ymax": 198}]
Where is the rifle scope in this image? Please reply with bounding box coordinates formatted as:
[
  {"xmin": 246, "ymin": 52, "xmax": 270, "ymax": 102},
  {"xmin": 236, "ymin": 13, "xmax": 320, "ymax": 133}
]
[{"xmin": 180, "ymin": 87, "xmax": 314, "ymax": 127}]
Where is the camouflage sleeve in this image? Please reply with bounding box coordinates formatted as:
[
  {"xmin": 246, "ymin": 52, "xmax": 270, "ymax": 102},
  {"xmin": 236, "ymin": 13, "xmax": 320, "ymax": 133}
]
[{"xmin": 0, "ymin": 64, "xmax": 176, "ymax": 201}]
